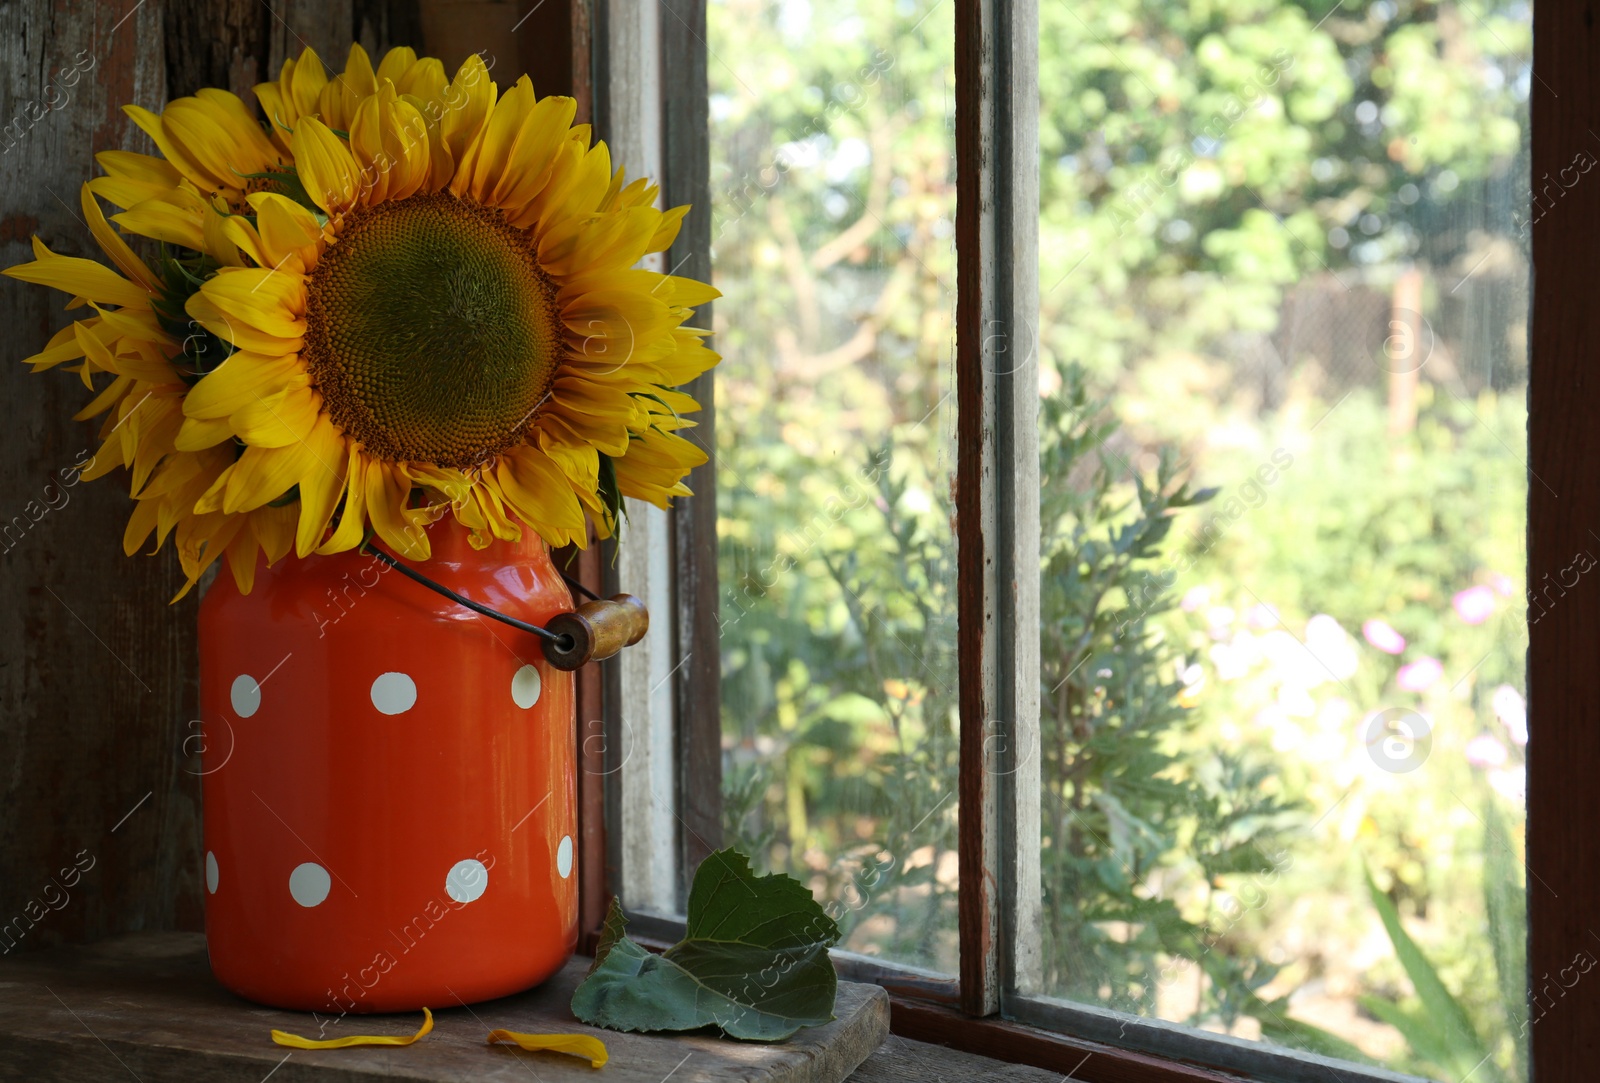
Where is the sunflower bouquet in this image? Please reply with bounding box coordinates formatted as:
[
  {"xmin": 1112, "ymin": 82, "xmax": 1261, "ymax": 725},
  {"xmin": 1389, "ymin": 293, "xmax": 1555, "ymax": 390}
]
[{"xmin": 4, "ymin": 44, "xmax": 717, "ymax": 598}]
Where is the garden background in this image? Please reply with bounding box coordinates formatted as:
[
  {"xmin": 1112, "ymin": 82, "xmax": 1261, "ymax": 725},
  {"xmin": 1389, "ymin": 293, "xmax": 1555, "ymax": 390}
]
[{"xmin": 705, "ymin": 1, "xmax": 1533, "ymax": 1079}]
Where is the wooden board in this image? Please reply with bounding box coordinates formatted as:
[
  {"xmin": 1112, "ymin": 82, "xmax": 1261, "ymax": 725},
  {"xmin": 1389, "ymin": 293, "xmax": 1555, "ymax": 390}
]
[
  {"xmin": 0, "ymin": 933, "xmax": 889, "ymax": 1083},
  {"xmin": 1528, "ymin": 1, "xmax": 1600, "ymax": 1078},
  {"xmin": 847, "ymin": 1036, "xmax": 1064, "ymax": 1083},
  {"xmin": 0, "ymin": 0, "xmax": 202, "ymax": 959}
]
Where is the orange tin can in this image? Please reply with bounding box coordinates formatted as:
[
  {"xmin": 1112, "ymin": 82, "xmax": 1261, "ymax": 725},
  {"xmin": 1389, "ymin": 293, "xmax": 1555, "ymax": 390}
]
[{"xmin": 198, "ymin": 519, "xmax": 577, "ymax": 1012}]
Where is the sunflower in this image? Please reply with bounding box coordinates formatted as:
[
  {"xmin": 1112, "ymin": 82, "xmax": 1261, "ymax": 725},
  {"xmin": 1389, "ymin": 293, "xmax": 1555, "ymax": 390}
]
[{"xmin": 4, "ymin": 44, "xmax": 718, "ymax": 598}]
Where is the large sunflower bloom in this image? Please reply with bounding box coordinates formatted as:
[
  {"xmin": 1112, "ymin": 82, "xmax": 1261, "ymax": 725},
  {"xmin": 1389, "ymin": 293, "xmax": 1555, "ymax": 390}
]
[{"xmin": 5, "ymin": 44, "xmax": 718, "ymax": 597}]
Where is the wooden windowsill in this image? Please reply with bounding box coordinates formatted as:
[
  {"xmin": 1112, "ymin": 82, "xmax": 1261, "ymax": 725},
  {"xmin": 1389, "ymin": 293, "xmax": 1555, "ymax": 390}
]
[{"xmin": 0, "ymin": 932, "xmax": 913, "ymax": 1082}]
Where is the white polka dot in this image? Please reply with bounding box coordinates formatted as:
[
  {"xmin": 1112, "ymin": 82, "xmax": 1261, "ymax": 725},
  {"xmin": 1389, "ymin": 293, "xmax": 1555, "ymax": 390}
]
[
  {"xmin": 288, "ymin": 862, "xmax": 331, "ymax": 907},
  {"xmin": 511, "ymin": 664, "xmax": 542, "ymax": 709},
  {"xmin": 446, "ymin": 859, "xmax": 489, "ymax": 904},
  {"xmin": 230, "ymin": 675, "xmax": 261, "ymax": 718},
  {"xmin": 556, "ymin": 835, "xmax": 574, "ymax": 879},
  {"xmin": 205, "ymin": 851, "xmax": 219, "ymax": 894},
  {"xmin": 370, "ymin": 672, "xmax": 417, "ymax": 715}
]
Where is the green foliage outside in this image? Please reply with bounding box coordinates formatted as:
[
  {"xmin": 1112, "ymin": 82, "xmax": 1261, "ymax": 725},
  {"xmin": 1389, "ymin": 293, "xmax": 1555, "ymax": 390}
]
[{"xmin": 709, "ymin": 0, "xmax": 1532, "ymax": 1076}]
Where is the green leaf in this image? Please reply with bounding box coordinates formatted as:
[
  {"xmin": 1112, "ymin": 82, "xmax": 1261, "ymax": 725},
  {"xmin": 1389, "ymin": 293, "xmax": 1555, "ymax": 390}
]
[
  {"xmin": 1358, "ymin": 994, "xmax": 1454, "ymax": 1067},
  {"xmin": 590, "ymin": 897, "xmax": 628, "ymax": 971},
  {"xmin": 1364, "ymin": 869, "xmax": 1504, "ymax": 1081},
  {"xmin": 1481, "ymin": 797, "xmax": 1529, "ymax": 1079},
  {"xmin": 1252, "ymin": 999, "xmax": 1373, "ymax": 1064},
  {"xmin": 571, "ymin": 849, "xmax": 841, "ymax": 1041},
  {"xmin": 596, "ymin": 451, "xmax": 624, "ymax": 535}
]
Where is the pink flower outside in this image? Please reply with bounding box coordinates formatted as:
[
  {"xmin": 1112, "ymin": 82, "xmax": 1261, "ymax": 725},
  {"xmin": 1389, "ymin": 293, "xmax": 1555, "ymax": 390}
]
[
  {"xmin": 1453, "ymin": 585, "xmax": 1497, "ymax": 625},
  {"xmin": 1397, "ymin": 656, "xmax": 1444, "ymax": 692},
  {"xmin": 1245, "ymin": 603, "xmax": 1280, "ymax": 630},
  {"xmin": 1362, "ymin": 618, "xmax": 1407, "ymax": 655},
  {"xmin": 1465, "ymin": 733, "xmax": 1508, "ymax": 768}
]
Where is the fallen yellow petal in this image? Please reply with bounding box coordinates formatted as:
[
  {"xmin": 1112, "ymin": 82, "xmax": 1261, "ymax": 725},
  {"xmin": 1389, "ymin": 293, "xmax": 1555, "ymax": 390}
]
[
  {"xmin": 486, "ymin": 1029, "xmax": 608, "ymax": 1068},
  {"xmin": 271, "ymin": 1006, "xmax": 433, "ymax": 1049}
]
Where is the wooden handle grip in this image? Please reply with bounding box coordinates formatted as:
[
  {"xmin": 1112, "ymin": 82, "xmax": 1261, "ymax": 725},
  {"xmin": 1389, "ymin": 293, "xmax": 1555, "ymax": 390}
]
[{"xmin": 540, "ymin": 594, "xmax": 650, "ymax": 670}]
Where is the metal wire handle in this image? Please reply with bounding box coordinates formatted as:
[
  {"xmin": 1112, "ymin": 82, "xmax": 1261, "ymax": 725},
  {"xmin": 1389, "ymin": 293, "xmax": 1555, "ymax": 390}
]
[
  {"xmin": 357, "ymin": 539, "xmax": 646, "ymax": 671},
  {"xmin": 359, "ymin": 539, "xmax": 572, "ymax": 648}
]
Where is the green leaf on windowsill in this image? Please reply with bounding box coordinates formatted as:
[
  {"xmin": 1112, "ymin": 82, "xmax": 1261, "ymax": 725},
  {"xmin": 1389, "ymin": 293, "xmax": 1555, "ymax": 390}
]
[{"xmin": 570, "ymin": 848, "xmax": 841, "ymax": 1041}]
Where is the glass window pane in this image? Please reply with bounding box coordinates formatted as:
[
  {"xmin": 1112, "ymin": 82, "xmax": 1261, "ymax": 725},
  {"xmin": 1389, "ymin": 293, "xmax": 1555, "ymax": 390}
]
[
  {"xmin": 1035, "ymin": 2, "xmax": 1530, "ymax": 1077},
  {"xmin": 710, "ymin": 1, "xmax": 960, "ymax": 973}
]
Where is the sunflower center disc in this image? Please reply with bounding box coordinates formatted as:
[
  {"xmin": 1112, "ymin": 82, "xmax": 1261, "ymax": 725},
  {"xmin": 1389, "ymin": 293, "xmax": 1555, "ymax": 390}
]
[{"xmin": 304, "ymin": 192, "xmax": 562, "ymax": 468}]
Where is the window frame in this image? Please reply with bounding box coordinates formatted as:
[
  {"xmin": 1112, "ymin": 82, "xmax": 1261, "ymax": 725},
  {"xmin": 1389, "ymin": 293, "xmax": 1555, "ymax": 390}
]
[{"xmin": 529, "ymin": 0, "xmax": 1586, "ymax": 1078}]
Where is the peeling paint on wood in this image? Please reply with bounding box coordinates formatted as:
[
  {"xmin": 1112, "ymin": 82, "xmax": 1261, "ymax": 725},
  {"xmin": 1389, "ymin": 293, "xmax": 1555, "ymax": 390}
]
[
  {"xmin": 0, "ymin": 0, "xmax": 419, "ymax": 956},
  {"xmin": 0, "ymin": 0, "xmax": 201, "ymax": 954}
]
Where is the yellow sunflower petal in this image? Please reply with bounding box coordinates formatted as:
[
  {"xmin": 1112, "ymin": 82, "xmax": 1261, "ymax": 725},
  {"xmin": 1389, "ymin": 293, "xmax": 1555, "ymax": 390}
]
[
  {"xmin": 197, "ymin": 267, "xmax": 307, "ymax": 336},
  {"xmin": 274, "ymin": 1008, "xmax": 433, "ymax": 1050},
  {"xmin": 493, "ymin": 96, "xmax": 581, "ymax": 215},
  {"xmin": 438, "ymin": 53, "xmax": 496, "ymax": 174},
  {"xmin": 319, "ymin": 43, "xmax": 378, "ymax": 132},
  {"xmin": 81, "ymin": 186, "xmax": 161, "ymax": 292},
  {"xmin": 89, "ymin": 302, "xmax": 174, "ymax": 350},
  {"xmin": 376, "ymin": 46, "xmax": 419, "ymax": 86},
  {"xmin": 186, "ymin": 290, "xmax": 304, "ymax": 355},
  {"xmin": 485, "ymin": 1030, "xmax": 607, "ymax": 1069},
  {"xmin": 23, "ymin": 321, "xmax": 90, "ymax": 371},
  {"xmin": 396, "ymin": 56, "xmax": 447, "ymax": 101},
  {"xmin": 457, "ymin": 75, "xmax": 537, "ymax": 201},
  {"xmin": 538, "ymin": 204, "xmax": 658, "ymax": 279},
  {"xmin": 366, "ymin": 460, "xmax": 431, "ymax": 560},
  {"xmin": 286, "ymin": 47, "xmax": 330, "ymax": 121},
  {"xmin": 124, "ymin": 103, "xmax": 217, "ymax": 193},
  {"xmin": 80, "ymin": 433, "xmax": 126, "ymax": 482},
  {"xmin": 111, "ymin": 190, "xmax": 208, "ymax": 250},
  {"xmin": 465, "ymin": 483, "xmax": 523, "ymax": 546},
  {"xmin": 613, "ymin": 427, "xmax": 708, "ymax": 507},
  {"xmin": 350, "ymin": 84, "xmax": 431, "ymax": 204},
  {"xmin": 195, "ymin": 87, "xmax": 282, "ymax": 170},
  {"xmin": 495, "ymin": 445, "xmax": 587, "ymax": 542},
  {"xmin": 74, "ymin": 318, "xmax": 173, "ymax": 384},
  {"xmin": 319, "ymin": 444, "xmax": 372, "ymax": 555},
  {"xmin": 657, "ymin": 274, "xmax": 721, "ymax": 309},
  {"xmin": 158, "ymin": 99, "xmax": 249, "ymax": 195},
  {"xmin": 252, "ymin": 502, "xmax": 299, "ymax": 565},
  {"xmin": 184, "ymin": 353, "xmax": 305, "ymax": 419},
  {"xmin": 253, "ymin": 82, "xmax": 294, "ymax": 153},
  {"xmin": 203, "ymin": 201, "xmax": 247, "ymax": 267},
  {"xmin": 222, "ymin": 441, "xmax": 317, "ymax": 514},
  {"xmin": 72, "ymin": 372, "xmax": 134, "ymax": 422},
  {"xmin": 295, "ymin": 414, "xmax": 349, "ymax": 557},
  {"xmin": 123, "ymin": 494, "xmax": 164, "ymax": 556},
  {"xmin": 127, "ymin": 397, "xmax": 184, "ymax": 495},
  {"xmin": 220, "ymin": 215, "xmax": 270, "ymax": 267},
  {"xmin": 175, "ymin": 512, "xmax": 246, "ymax": 599},
  {"xmin": 175, "ymin": 414, "xmax": 239, "ymax": 451},
  {"xmin": 291, "ymin": 115, "xmax": 364, "ymax": 214},
  {"xmin": 90, "ymin": 150, "xmax": 184, "ymax": 211},
  {"xmin": 510, "ymin": 138, "xmax": 593, "ymax": 235},
  {"xmin": 227, "ymin": 523, "xmax": 263, "ymax": 594},
  {"xmin": 648, "ymin": 204, "xmax": 689, "ymax": 252},
  {"xmin": 2, "ymin": 241, "xmax": 151, "ymax": 310},
  {"xmin": 542, "ymin": 378, "xmax": 635, "ymax": 456},
  {"xmin": 247, "ymin": 192, "xmax": 326, "ymax": 269},
  {"xmin": 229, "ymin": 386, "xmax": 321, "ymax": 448}
]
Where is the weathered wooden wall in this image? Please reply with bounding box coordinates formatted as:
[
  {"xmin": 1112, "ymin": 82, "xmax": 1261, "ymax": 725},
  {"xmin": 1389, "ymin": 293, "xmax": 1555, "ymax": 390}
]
[{"xmin": 0, "ymin": 0, "xmax": 415, "ymax": 954}]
